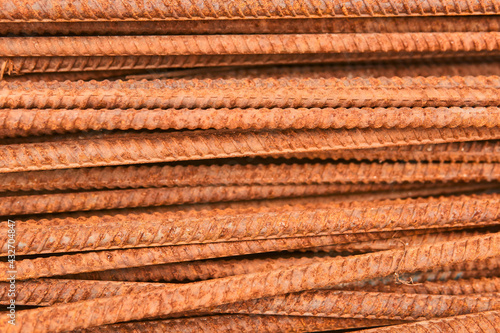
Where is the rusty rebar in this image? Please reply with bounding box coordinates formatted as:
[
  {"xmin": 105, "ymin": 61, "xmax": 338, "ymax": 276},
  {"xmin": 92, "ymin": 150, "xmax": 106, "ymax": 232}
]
[
  {"xmin": 2, "ymin": 106, "xmax": 500, "ymax": 138},
  {"xmin": 5, "ymin": 278, "xmax": 498, "ymax": 321},
  {"xmin": 275, "ymin": 140, "xmax": 500, "ymax": 162},
  {"xmin": 210, "ymin": 289, "xmax": 500, "ymax": 320},
  {"xmin": 0, "ymin": 237, "xmax": 358, "ymax": 279},
  {"xmin": 359, "ymin": 310, "xmax": 500, "ymax": 332},
  {"xmin": 9, "ymin": 52, "xmax": 484, "ymax": 74},
  {"xmin": 3, "ymin": 127, "xmax": 500, "ymax": 173},
  {"xmin": 2, "ymin": 70, "xmax": 142, "ymax": 82},
  {"xmin": 4, "ymin": 32, "xmax": 500, "ymax": 57},
  {"xmin": 5, "ymin": 193, "xmax": 499, "ymax": 255},
  {"xmin": 73, "ymin": 315, "xmax": 397, "ymax": 333},
  {"xmin": 2, "ymin": 17, "xmax": 500, "ymax": 36},
  {"xmin": 3, "ymin": 232, "xmax": 499, "ymax": 332},
  {"xmin": 1, "ymin": 161, "xmax": 499, "ymax": 192},
  {"xmin": 1, "ymin": 0, "xmax": 498, "ymax": 22},
  {"xmin": 358, "ymin": 277, "xmax": 500, "ymax": 295},
  {"xmin": 63, "ymin": 231, "xmax": 473, "ymax": 281},
  {"xmin": 65, "ymin": 255, "xmax": 349, "ymax": 283},
  {"xmin": 27, "ymin": 181, "xmax": 487, "ymax": 217},
  {"xmin": 2, "ymin": 76, "xmax": 500, "ymax": 110},
  {"xmin": 61, "ymin": 237, "xmax": 493, "ymax": 283},
  {"xmin": 170, "ymin": 60, "xmax": 500, "ymax": 80},
  {"xmin": 338, "ymin": 267, "xmax": 500, "ymax": 291},
  {"xmin": 0, "ymin": 279, "xmax": 173, "ymax": 306},
  {"xmin": 323, "ymin": 230, "xmax": 492, "ymax": 253},
  {"xmin": 0, "ymin": 182, "xmax": 471, "ymax": 215}
]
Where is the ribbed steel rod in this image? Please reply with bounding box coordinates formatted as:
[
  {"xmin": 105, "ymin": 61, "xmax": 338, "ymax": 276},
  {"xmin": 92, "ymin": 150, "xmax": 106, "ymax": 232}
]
[
  {"xmin": 2, "ymin": 106, "xmax": 500, "ymax": 138},
  {"xmin": 3, "ymin": 32, "xmax": 500, "ymax": 57},
  {"xmin": 1, "ymin": 0, "xmax": 498, "ymax": 22},
  {"xmin": 129, "ymin": 59, "xmax": 500, "ymax": 80},
  {"xmin": 2, "ymin": 16, "xmax": 500, "ymax": 36},
  {"xmin": 4, "ymin": 193, "xmax": 499, "ymax": 255},
  {"xmin": 8, "ymin": 52, "xmax": 492, "ymax": 74},
  {"xmin": 73, "ymin": 315, "xmax": 394, "ymax": 333},
  {"xmin": 0, "ymin": 182, "xmax": 443, "ymax": 215},
  {"xmin": 360, "ymin": 310, "xmax": 500, "ymax": 332},
  {"xmin": 59, "ymin": 232, "xmax": 488, "ymax": 283},
  {"xmin": 3, "ymin": 232, "xmax": 499, "ymax": 333},
  {"xmin": 0, "ymin": 238, "xmax": 350, "ymax": 280},
  {"xmin": 210, "ymin": 289, "xmax": 500, "ymax": 320},
  {"xmin": 3, "ymin": 127, "xmax": 498, "ymax": 173},
  {"xmin": 274, "ymin": 140, "xmax": 500, "ymax": 162},
  {"xmin": 1, "ymin": 161, "xmax": 499, "ymax": 192},
  {"xmin": 358, "ymin": 276, "xmax": 500, "ymax": 295},
  {"xmin": 2, "ymin": 76, "xmax": 500, "ymax": 110}
]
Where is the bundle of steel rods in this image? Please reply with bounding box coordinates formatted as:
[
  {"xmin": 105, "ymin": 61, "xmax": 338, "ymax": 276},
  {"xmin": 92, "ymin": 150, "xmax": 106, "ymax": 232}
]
[{"xmin": 1, "ymin": 1, "xmax": 500, "ymax": 332}]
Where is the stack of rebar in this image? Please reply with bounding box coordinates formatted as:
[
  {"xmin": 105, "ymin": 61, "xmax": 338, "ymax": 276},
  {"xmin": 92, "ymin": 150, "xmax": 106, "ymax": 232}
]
[{"xmin": 1, "ymin": 1, "xmax": 500, "ymax": 332}]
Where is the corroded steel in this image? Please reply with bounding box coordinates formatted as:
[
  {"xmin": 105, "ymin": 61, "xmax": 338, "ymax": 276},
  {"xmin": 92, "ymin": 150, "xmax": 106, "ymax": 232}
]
[
  {"xmin": 2, "ymin": 232, "xmax": 499, "ymax": 332},
  {"xmin": 62, "ymin": 244, "xmax": 495, "ymax": 283},
  {"xmin": 4, "ymin": 194, "xmax": 499, "ymax": 255},
  {"xmin": 0, "ymin": 0, "xmax": 500, "ymax": 22},
  {"xmin": 2, "ymin": 127, "xmax": 499, "ymax": 173},
  {"xmin": 210, "ymin": 289, "xmax": 500, "ymax": 320},
  {"xmin": 275, "ymin": 140, "xmax": 500, "ymax": 162},
  {"xmin": 2, "ymin": 106, "xmax": 500, "ymax": 138},
  {"xmin": 0, "ymin": 279, "xmax": 173, "ymax": 306},
  {"xmin": 358, "ymin": 277, "xmax": 500, "ymax": 295},
  {"xmin": 170, "ymin": 60, "xmax": 500, "ymax": 80},
  {"xmin": 2, "ymin": 70, "xmax": 141, "ymax": 82},
  {"xmin": 325, "ymin": 230, "xmax": 491, "ymax": 253},
  {"xmin": 66, "ymin": 255, "xmax": 351, "ymax": 282},
  {"xmin": 1, "ymin": 0, "xmax": 498, "ymax": 22},
  {"xmin": 360, "ymin": 310, "xmax": 500, "ymax": 332},
  {"xmin": 2, "ymin": 76, "xmax": 500, "ymax": 110},
  {"xmin": 1, "ymin": 161, "xmax": 498, "ymax": 192},
  {"xmin": 72, "ymin": 315, "xmax": 397, "ymax": 333},
  {"xmin": 2, "ymin": 17, "xmax": 500, "ymax": 36},
  {"xmin": 4, "ymin": 279, "xmax": 498, "ymax": 321},
  {"xmin": 0, "ymin": 238, "xmax": 351, "ymax": 279},
  {"xmin": 9, "ymin": 52, "xmax": 484, "ymax": 74},
  {"xmin": 0, "ymin": 182, "xmax": 456, "ymax": 215},
  {"xmin": 3, "ymin": 32, "xmax": 500, "ymax": 57}
]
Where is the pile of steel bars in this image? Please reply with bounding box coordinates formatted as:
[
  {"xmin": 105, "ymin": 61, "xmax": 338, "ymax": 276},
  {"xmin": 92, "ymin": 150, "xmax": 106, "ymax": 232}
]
[{"xmin": 0, "ymin": 1, "xmax": 500, "ymax": 332}]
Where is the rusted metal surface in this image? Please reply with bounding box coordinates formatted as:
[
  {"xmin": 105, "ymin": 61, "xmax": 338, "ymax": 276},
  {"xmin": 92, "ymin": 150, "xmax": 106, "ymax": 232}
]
[
  {"xmin": 359, "ymin": 310, "xmax": 500, "ymax": 332},
  {"xmin": 3, "ymin": 17, "xmax": 500, "ymax": 36},
  {"xmin": 9, "ymin": 52, "xmax": 486, "ymax": 74},
  {"xmin": 0, "ymin": 182, "xmax": 471, "ymax": 215},
  {"xmin": 65, "ymin": 255, "xmax": 352, "ymax": 283},
  {"xmin": 2, "ymin": 127, "xmax": 500, "ymax": 173},
  {"xmin": 162, "ymin": 59, "xmax": 500, "ymax": 80},
  {"xmin": 2, "ymin": 106, "xmax": 500, "ymax": 138},
  {"xmin": 2, "ymin": 232, "xmax": 499, "ymax": 332},
  {"xmin": 357, "ymin": 277, "xmax": 500, "ymax": 295},
  {"xmin": 73, "ymin": 315, "xmax": 398, "ymax": 333},
  {"xmin": 2, "ymin": 76, "xmax": 500, "ymax": 110},
  {"xmin": 0, "ymin": 279, "xmax": 174, "ymax": 306},
  {"xmin": 1, "ymin": 161, "xmax": 499, "ymax": 192},
  {"xmin": 323, "ymin": 230, "xmax": 492, "ymax": 253},
  {"xmin": 5, "ymin": 193, "xmax": 499, "ymax": 255},
  {"xmin": 2, "ymin": 10, "xmax": 499, "ymax": 333},
  {"xmin": 0, "ymin": 238, "xmax": 351, "ymax": 279},
  {"xmin": 2, "ymin": 0, "xmax": 498, "ymax": 22},
  {"xmin": 2, "ymin": 70, "xmax": 142, "ymax": 82},
  {"xmin": 60, "ymin": 238, "xmax": 493, "ymax": 282},
  {"xmin": 210, "ymin": 289, "xmax": 500, "ymax": 320},
  {"xmin": 4, "ymin": 32, "xmax": 500, "ymax": 57},
  {"xmin": 5, "ymin": 278, "xmax": 498, "ymax": 322},
  {"xmin": 337, "ymin": 268, "xmax": 500, "ymax": 291},
  {"xmin": 274, "ymin": 140, "xmax": 500, "ymax": 162}
]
